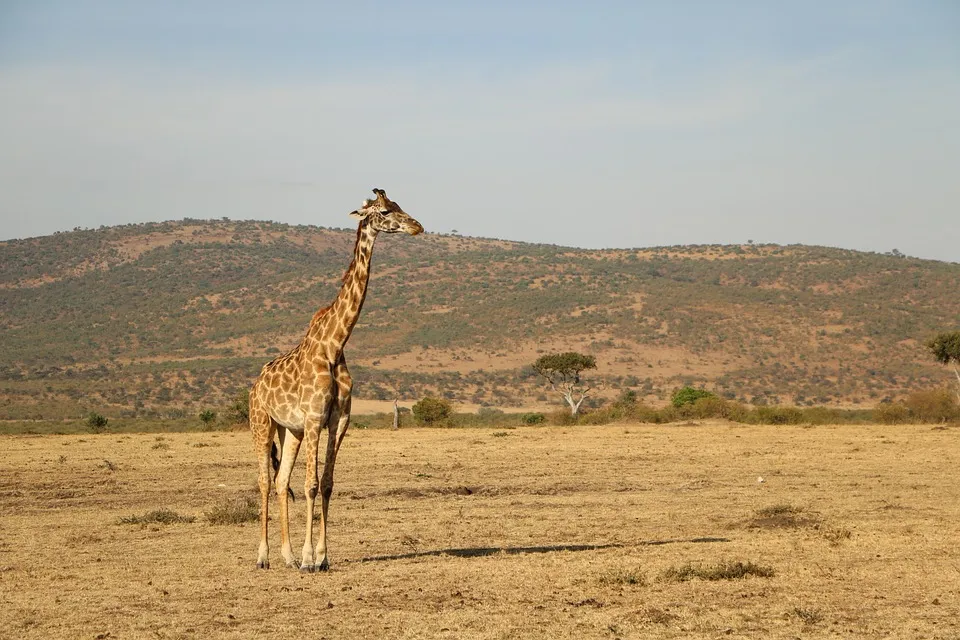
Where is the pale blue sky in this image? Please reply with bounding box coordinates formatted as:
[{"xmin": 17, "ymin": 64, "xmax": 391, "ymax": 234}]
[{"xmin": 1, "ymin": 1, "xmax": 958, "ymax": 261}]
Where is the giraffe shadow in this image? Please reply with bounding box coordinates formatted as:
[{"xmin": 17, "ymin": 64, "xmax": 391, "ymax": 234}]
[{"xmin": 356, "ymin": 536, "xmax": 730, "ymax": 563}]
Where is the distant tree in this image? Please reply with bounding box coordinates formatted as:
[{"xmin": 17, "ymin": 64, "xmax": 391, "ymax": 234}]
[
  {"xmin": 412, "ymin": 397, "xmax": 452, "ymax": 426},
  {"xmin": 532, "ymin": 352, "xmax": 597, "ymax": 416},
  {"xmin": 671, "ymin": 386, "xmax": 716, "ymax": 408},
  {"xmin": 926, "ymin": 331, "xmax": 960, "ymax": 402},
  {"xmin": 199, "ymin": 409, "xmax": 217, "ymax": 427},
  {"xmin": 86, "ymin": 412, "xmax": 109, "ymax": 433}
]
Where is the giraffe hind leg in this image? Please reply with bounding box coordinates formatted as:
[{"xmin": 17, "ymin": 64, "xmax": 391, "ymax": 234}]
[{"xmin": 250, "ymin": 391, "xmax": 275, "ymax": 569}]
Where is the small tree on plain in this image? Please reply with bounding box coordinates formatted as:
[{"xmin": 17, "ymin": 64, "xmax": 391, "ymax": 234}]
[
  {"xmin": 671, "ymin": 386, "xmax": 716, "ymax": 408},
  {"xmin": 412, "ymin": 397, "xmax": 452, "ymax": 426},
  {"xmin": 87, "ymin": 412, "xmax": 109, "ymax": 433},
  {"xmin": 532, "ymin": 352, "xmax": 597, "ymax": 416},
  {"xmin": 926, "ymin": 331, "xmax": 960, "ymax": 402},
  {"xmin": 199, "ymin": 409, "xmax": 217, "ymax": 428}
]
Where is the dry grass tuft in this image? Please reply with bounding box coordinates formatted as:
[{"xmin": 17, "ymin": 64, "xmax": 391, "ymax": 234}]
[
  {"xmin": 204, "ymin": 495, "xmax": 259, "ymax": 525},
  {"xmin": 598, "ymin": 567, "xmax": 647, "ymax": 586},
  {"xmin": 793, "ymin": 607, "xmax": 824, "ymax": 625},
  {"xmin": 748, "ymin": 504, "xmax": 820, "ymax": 529},
  {"xmin": 117, "ymin": 508, "xmax": 196, "ymax": 525},
  {"xmin": 661, "ymin": 560, "xmax": 775, "ymax": 582},
  {"xmin": 821, "ymin": 526, "xmax": 853, "ymax": 545},
  {"xmin": 641, "ymin": 607, "xmax": 680, "ymax": 625}
]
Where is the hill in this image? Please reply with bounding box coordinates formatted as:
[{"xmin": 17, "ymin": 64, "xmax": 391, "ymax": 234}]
[{"xmin": 1, "ymin": 220, "xmax": 958, "ymax": 419}]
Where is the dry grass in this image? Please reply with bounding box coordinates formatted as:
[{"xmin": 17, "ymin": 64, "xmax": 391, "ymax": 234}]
[
  {"xmin": 660, "ymin": 560, "xmax": 775, "ymax": 582},
  {"xmin": 204, "ymin": 494, "xmax": 261, "ymax": 525},
  {"xmin": 117, "ymin": 508, "xmax": 196, "ymax": 525},
  {"xmin": 1, "ymin": 423, "xmax": 959, "ymax": 639}
]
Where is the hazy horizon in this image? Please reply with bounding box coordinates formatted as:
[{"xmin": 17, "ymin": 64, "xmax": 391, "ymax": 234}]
[{"xmin": 1, "ymin": 2, "xmax": 958, "ymax": 262}]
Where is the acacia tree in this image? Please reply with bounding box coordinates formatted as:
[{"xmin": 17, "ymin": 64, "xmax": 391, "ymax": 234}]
[
  {"xmin": 926, "ymin": 331, "xmax": 960, "ymax": 402},
  {"xmin": 533, "ymin": 352, "xmax": 597, "ymax": 416}
]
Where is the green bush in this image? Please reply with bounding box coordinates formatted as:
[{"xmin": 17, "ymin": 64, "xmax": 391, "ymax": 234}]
[
  {"xmin": 198, "ymin": 409, "xmax": 217, "ymax": 429},
  {"xmin": 86, "ymin": 412, "xmax": 109, "ymax": 433},
  {"xmin": 671, "ymin": 386, "xmax": 716, "ymax": 408},
  {"xmin": 412, "ymin": 397, "xmax": 452, "ymax": 426},
  {"xmin": 520, "ymin": 412, "xmax": 545, "ymax": 425},
  {"xmin": 226, "ymin": 388, "xmax": 250, "ymax": 424}
]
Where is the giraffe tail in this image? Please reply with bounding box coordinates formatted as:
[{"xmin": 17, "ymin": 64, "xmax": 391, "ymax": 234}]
[{"xmin": 270, "ymin": 441, "xmax": 295, "ymax": 502}]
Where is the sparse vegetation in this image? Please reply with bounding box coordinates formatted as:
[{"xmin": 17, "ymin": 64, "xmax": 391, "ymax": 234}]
[
  {"xmin": 598, "ymin": 567, "xmax": 647, "ymax": 586},
  {"xmin": 748, "ymin": 505, "xmax": 819, "ymax": 529},
  {"xmin": 904, "ymin": 388, "xmax": 959, "ymax": 423},
  {"xmin": 661, "ymin": 560, "xmax": 775, "ymax": 582},
  {"xmin": 793, "ymin": 607, "xmax": 824, "ymax": 625},
  {"xmin": 4, "ymin": 423, "xmax": 958, "ymax": 638},
  {"xmin": 2, "ymin": 222, "xmax": 960, "ymax": 418},
  {"xmin": 117, "ymin": 508, "xmax": 196, "ymax": 525},
  {"xmin": 204, "ymin": 495, "xmax": 260, "ymax": 525}
]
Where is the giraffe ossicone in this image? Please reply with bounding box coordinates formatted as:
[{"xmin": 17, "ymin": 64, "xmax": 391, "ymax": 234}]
[{"xmin": 248, "ymin": 188, "xmax": 423, "ymax": 571}]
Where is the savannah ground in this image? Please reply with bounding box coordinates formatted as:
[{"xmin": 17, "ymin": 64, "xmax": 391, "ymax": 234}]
[{"xmin": 1, "ymin": 422, "xmax": 958, "ymax": 639}]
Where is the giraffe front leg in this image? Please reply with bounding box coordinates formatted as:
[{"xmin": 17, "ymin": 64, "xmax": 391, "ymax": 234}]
[
  {"xmin": 316, "ymin": 369, "xmax": 351, "ymax": 570},
  {"xmin": 315, "ymin": 426, "xmax": 340, "ymax": 571},
  {"xmin": 300, "ymin": 423, "xmax": 320, "ymax": 572}
]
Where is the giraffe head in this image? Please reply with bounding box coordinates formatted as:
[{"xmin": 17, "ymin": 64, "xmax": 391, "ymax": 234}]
[{"xmin": 350, "ymin": 188, "xmax": 424, "ymax": 236}]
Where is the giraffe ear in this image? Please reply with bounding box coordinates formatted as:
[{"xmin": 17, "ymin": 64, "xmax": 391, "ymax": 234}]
[{"xmin": 349, "ymin": 210, "xmax": 367, "ymax": 220}]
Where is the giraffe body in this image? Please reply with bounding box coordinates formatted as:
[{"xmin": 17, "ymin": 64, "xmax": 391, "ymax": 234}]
[{"xmin": 249, "ymin": 188, "xmax": 422, "ymax": 571}]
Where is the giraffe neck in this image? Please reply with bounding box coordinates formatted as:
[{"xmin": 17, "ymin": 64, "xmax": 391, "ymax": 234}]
[{"xmin": 308, "ymin": 221, "xmax": 378, "ymax": 356}]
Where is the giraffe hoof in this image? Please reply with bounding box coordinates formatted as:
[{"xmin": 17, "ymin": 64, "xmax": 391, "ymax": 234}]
[
  {"xmin": 300, "ymin": 563, "xmax": 316, "ymax": 573},
  {"xmin": 285, "ymin": 560, "xmax": 301, "ymax": 569},
  {"xmin": 318, "ymin": 559, "xmax": 330, "ymax": 572},
  {"xmin": 256, "ymin": 560, "xmax": 270, "ymax": 570}
]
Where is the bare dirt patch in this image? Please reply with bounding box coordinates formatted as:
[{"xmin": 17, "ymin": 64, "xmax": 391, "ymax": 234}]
[{"xmin": 1, "ymin": 423, "xmax": 958, "ymax": 638}]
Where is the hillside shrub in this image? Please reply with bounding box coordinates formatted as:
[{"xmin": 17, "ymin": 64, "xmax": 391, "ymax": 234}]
[
  {"xmin": 199, "ymin": 409, "xmax": 217, "ymax": 429},
  {"xmin": 690, "ymin": 396, "xmax": 731, "ymax": 419},
  {"xmin": 412, "ymin": 397, "xmax": 452, "ymax": 426},
  {"xmin": 520, "ymin": 412, "xmax": 545, "ymax": 425},
  {"xmin": 671, "ymin": 387, "xmax": 716, "ymax": 408},
  {"xmin": 904, "ymin": 389, "xmax": 958, "ymax": 423},
  {"xmin": 749, "ymin": 406, "xmax": 805, "ymax": 425},
  {"xmin": 87, "ymin": 412, "xmax": 109, "ymax": 433},
  {"xmin": 226, "ymin": 388, "xmax": 249, "ymax": 425},
  {"xmin": 873, "ymin": 401, "xmax": 909, "ymax": 424}
]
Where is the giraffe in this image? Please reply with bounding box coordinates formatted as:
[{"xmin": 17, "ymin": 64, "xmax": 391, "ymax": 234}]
[{"xmin": 248, "ymin": 188, "xmax": 423, "ymax": 571}]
